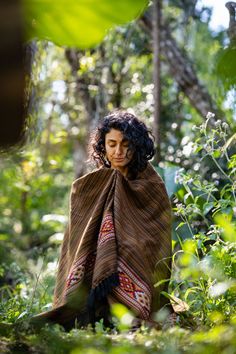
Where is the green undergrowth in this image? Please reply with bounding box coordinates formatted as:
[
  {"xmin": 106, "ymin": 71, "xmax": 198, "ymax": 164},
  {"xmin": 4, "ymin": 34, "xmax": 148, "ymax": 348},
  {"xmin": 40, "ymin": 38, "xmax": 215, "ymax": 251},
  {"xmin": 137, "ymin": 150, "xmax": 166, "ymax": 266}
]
[
  {"xmin": 0, "ymin": 113, "xmax": 236, "ymax": 353},
  {"xmin": 1, "ymin": 321, "xmax": 236, "ymax": 354}
]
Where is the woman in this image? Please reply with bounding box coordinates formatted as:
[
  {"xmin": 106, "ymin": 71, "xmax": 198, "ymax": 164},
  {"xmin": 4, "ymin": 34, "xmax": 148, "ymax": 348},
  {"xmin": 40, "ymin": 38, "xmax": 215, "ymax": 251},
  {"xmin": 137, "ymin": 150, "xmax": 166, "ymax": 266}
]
[{"xmin": 33, "ymin": 110, "xmax": 172, "ymax": 330}]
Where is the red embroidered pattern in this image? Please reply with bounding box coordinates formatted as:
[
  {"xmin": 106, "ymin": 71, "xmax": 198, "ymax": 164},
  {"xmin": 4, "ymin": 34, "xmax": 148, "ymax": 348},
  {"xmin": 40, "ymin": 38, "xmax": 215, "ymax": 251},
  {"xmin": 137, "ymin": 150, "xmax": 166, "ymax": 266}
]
[
  {"xmin": 97, "ymin": 213, "xmax": 115, "ymax": 247},
  {"xmin": 112, "ymin": 259, "xmax": 151, "ymax": 319},
  {"xmin": 66, "ymin": 252, "xmax": 96, "ymax": 290},
  {"xmin": 66, "ymin": 211, "xmax": 151, "ymax": 320},
  {"xmin": 66, "ymin": 213, "xmax": 114, "ymax": 292}
]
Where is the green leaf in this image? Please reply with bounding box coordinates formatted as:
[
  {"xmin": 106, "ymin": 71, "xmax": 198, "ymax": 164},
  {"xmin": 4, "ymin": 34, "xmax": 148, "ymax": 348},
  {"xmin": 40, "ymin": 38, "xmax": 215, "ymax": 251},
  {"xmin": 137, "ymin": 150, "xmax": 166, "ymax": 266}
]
[
  {"xmin": 223, "ymin": 133, "xmax": 236, "ymax": 151},
  {"xmin": 23, "ymin": 0, "xmax": 148, "ymax": 48},
  {"xmin": 0, "ymin": 234, "xmax": 9, "ymax": 241},
  {"xmin": 203, "ymin": 202, "xmax": 215, "ymax": 215},
  {"xmin": 111, "ymin": 303, "xmax": 130, "ymax": 320},
  {"xmin": 184, "ymin": 192, "xmax": 191, "ymax": 203},
  {"xmin": 214, "ymin": 214, "xmax": 236, "ymax": 242},
  {"xmin": 216, "ymin": 47, "xmax": 236, "ymax": 89},
  {"xmin": 176, "ymin": 222, "xmax": 186, "ymax": 230},
  {"xmin": 184, "ymin": 287, "xmax": 201, "ymax": 301},
  {"xmin": 154, "ymin": 278, "xmax": 170, "ymax": 288},
  {"xmin": 212, "ymin": 150, "xmax": 221, "ymax": 158},
  {"xmin": 160, "ymin": 290, "xmax": 173, "ymax": 300},
  {"xmin": 155, "ymin": 165, "xmax": 180, "ymax": 197},
  {"xmin": 195, "ymin": 145, "xmax": 203, "ymax": 153}
]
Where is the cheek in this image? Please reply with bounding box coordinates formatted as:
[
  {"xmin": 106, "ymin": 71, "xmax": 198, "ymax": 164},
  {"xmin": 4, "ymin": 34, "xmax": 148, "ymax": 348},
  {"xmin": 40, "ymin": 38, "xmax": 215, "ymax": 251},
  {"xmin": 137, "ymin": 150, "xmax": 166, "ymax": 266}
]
[{"xmin": 105, "ymin": 146, "xmax": 114, "ymax": 157}]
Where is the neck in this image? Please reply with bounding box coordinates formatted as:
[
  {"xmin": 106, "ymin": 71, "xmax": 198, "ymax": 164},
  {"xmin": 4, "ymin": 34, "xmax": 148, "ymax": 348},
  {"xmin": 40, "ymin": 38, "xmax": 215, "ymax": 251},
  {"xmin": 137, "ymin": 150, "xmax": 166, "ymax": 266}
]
[{"xmin": 115, "ymin": 166, "xmax": 129, "ymax": 177}]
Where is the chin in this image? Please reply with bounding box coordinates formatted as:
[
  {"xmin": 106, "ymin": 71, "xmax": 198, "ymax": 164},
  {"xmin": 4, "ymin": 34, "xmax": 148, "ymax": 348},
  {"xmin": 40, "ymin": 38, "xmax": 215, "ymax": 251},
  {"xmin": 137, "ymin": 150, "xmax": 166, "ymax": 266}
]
[{"xmin": 112, "ymin": 161, "xmax": 128, "ymax": 168}]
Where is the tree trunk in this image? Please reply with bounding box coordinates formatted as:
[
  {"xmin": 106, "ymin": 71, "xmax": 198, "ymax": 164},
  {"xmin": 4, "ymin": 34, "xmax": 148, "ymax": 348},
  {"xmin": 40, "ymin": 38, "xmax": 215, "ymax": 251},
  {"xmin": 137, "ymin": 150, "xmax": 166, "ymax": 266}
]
[
  {"xmin": 0, "ymin": 1, "xmax": 25, "ymax": 148},
  {"xmin": 152, "ymin": 0, "xmax": 162, "ymax": 163},
  {"xmin": 65, "ymin": 49, "xmax": 103, "ymax": 177},
  {"xmin": 140, "ymin": 11, "xmax": 221, "ymax": 118}
]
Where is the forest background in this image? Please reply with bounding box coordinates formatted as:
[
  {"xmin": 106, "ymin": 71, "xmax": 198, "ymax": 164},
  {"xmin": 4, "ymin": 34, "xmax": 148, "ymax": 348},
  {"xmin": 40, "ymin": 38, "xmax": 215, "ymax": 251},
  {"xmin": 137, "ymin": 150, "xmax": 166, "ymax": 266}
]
[{"xmin": 0, "ymin": 0, "xmax": 236, "ymax": 353}]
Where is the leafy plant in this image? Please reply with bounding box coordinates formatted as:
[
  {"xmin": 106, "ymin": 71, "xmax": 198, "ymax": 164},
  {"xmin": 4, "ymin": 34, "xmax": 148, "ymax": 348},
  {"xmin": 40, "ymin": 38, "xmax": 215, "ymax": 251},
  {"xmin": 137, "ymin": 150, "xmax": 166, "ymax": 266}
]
[{"xmin": 169, "ymin": 112, "xmax": 236, "ymax": 328}]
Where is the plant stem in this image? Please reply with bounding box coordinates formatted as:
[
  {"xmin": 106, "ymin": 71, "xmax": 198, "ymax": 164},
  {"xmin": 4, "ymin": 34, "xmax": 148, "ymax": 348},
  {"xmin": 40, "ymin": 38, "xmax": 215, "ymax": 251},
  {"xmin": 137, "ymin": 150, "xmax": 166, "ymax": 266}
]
[
  {"xmin": 210, "ymin": 155, "xmax": 232, "ymax": 183},
  {"xmin": 183, "ymin": 215, "xmax": 195, "ymax": 238}
]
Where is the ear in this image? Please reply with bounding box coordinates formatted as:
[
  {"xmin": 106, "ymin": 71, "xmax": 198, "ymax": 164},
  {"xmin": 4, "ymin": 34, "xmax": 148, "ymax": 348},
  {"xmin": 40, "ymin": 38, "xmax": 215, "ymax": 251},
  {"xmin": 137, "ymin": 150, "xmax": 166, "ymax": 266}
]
[{"xmin": 104, "ymin": 155, "xmax": 111, "ymax": 167}]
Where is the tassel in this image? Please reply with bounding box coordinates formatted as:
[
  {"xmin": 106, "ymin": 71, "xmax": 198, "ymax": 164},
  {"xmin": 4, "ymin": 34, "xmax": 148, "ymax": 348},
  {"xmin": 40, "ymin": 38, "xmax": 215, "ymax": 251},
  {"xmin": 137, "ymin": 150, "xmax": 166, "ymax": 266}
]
[{"xmin": 87, "ymin": 272, "xmax": 119, "ymax": 323}]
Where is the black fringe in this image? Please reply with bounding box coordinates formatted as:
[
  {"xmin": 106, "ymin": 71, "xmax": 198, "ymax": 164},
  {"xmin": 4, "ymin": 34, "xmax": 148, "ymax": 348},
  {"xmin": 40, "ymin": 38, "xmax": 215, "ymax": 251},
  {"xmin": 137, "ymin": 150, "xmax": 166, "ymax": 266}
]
[{"xmin": 87, "ymin": 272, "xmax": 119, "ymax": 324}]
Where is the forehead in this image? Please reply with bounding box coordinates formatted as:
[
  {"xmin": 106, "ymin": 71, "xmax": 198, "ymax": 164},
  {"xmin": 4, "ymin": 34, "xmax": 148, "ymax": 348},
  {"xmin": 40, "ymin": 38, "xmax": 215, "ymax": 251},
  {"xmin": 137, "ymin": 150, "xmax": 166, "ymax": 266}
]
[{"xmin": 105, "ymin": 128, "xmax": 127, "ymax": 141}]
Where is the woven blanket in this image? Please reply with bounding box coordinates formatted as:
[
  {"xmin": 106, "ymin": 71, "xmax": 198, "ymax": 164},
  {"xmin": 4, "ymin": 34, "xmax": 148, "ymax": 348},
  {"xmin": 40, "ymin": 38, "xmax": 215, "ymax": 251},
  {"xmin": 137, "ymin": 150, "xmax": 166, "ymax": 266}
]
[{"xmin": 38, "ymin": 163, "xmax": 172, "ymax": 325}]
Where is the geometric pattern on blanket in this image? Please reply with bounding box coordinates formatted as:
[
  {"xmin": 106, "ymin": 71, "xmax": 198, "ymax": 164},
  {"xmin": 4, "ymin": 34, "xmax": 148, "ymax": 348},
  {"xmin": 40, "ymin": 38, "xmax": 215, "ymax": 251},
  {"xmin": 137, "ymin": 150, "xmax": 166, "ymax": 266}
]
[
  {"xmin": 65, "ymin": 210, "xmax": 151, "ymax": 319},
  {"xmin": 97, "ymin": 212, "xmax": 116, "ymax": 247},
  {"xmin": 66, "ymin": 212, "xmax": 115, "ymax": 295},
  {"xmin": 66, "ymin": 252, "xmax": 96, "ymax": 292},
  {"xmin": 111, "ymin": 259, "xmax": 151, "ymax": 320}
]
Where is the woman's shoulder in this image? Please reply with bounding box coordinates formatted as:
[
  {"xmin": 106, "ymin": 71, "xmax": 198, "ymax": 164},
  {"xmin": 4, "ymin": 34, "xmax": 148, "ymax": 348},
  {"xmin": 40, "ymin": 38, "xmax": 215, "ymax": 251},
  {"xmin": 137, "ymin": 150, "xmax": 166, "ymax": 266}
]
[{"xmin": 71, "ymin": 166, "xmax": 114, "ymax": 192}]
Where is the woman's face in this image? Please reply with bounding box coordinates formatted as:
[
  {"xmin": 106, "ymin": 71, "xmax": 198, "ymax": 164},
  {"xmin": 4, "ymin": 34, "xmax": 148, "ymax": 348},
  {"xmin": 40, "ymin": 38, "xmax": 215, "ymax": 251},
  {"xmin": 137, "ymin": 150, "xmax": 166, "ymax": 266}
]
[{"xmin": 105, "ymin": 129, "xmax": 133, "ymax": 174}]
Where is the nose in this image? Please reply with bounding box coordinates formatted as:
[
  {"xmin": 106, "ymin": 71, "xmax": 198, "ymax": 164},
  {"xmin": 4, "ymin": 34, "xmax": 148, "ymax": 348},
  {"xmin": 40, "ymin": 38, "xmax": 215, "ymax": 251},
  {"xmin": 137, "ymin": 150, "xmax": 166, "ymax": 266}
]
[{"xmin": 115, "ymin": 144, "xmax": 123, "ymax": 156}]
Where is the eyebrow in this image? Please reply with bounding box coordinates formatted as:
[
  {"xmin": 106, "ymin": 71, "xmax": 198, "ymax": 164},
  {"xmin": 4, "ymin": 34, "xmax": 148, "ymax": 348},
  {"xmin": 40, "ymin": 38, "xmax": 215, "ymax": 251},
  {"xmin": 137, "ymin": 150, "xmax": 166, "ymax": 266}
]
[{"xmin": 107, "ymin": 138, "xmax": 128, "ymax": 143}]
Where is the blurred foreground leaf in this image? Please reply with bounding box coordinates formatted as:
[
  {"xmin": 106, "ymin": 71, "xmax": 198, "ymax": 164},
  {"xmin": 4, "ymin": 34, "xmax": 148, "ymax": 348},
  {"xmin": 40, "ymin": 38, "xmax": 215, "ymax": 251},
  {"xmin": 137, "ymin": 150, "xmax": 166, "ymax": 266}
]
[
  {"xmin": 215, "ymin": 47, "xmax": 236, "ymax": 89},
  {"xmin": 23, "ymin": 0, "xmax": 147, "ymax": 48},
  {"xmin": 214, "ymin": 213, "xmax": 236, "ymax": 242},
  {"xmin": 111, "ymin": 303, "xmax": 134, "ymax": 330}
]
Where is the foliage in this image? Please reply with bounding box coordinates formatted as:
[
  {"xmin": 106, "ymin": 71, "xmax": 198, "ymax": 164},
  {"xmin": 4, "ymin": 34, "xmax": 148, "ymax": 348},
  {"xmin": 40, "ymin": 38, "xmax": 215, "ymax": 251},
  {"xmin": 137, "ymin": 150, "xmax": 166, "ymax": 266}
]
[
  {"xmin": 173, "ymin": 112, "xmax": 235, "ymax": 239},
  {"xmin": 1, "ymin": 1, "xmax": 236, "ymax": 352},
  {"xmin": 168, "ymin": 112, "xmax": 236, "ymax": 330},
  {"xmin": 216, "ymin": 47, "xmax": 236, "ymax": 90},
  {"xmin": 1, "ymin": 113, "xmax": 236, "ymax": 353},
  {"xmin": 23, "ymin": 0, "xmax": 148, "ymax": 48},
  {"xmin": 0, "ymin": 317, "xmax": 236, "ymax": 354}
]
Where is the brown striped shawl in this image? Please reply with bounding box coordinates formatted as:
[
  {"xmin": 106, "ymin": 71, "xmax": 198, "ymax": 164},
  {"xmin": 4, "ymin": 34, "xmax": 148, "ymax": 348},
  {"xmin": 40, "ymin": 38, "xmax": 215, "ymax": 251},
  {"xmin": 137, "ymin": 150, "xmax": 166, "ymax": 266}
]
[{"xmin": 41, "ymin": 162, "xmax": 172, "ymax": 325}]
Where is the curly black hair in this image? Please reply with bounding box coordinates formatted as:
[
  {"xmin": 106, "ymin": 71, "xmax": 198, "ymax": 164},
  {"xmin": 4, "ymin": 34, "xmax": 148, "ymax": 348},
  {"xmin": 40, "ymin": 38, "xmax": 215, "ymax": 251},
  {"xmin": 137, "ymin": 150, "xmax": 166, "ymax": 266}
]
[{"xmin": 89, "ymin": 110, "xmax": 155, "ymax": 178}]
